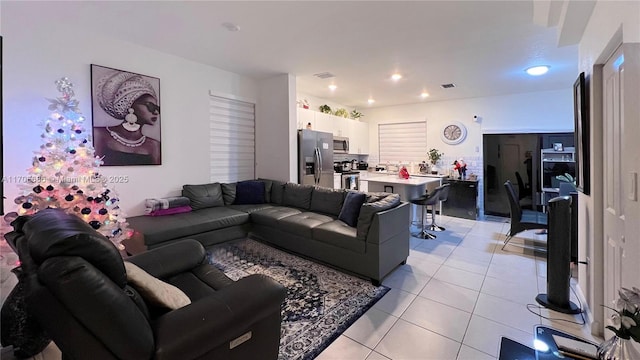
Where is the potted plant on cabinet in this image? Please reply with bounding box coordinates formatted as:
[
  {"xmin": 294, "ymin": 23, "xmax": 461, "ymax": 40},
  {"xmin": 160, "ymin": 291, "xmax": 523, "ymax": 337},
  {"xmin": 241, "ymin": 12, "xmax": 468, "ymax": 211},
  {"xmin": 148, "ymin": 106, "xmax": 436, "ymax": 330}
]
[
  {"xmin": 350, "ymin": 109, "xmax": 364, "ymax": 120},
  {"xmin": 319, "ymin": 104, "xmax": 332, "ymax": 114},
  {"xmin": 428, "ymin": 148, "xmax": 444, "ymax": 174}
]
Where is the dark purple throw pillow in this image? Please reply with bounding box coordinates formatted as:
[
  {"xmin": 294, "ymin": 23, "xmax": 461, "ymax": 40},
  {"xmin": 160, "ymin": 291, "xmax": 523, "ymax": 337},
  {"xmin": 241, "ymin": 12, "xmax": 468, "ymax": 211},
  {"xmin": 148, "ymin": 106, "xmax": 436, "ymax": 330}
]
[
  {"xmin": 234, "ymin": 181, "xmax": 265, "ymax": 205},
  {"xmin": 338, "ymin": 192, "xmax": 366, "ymax": 227}
]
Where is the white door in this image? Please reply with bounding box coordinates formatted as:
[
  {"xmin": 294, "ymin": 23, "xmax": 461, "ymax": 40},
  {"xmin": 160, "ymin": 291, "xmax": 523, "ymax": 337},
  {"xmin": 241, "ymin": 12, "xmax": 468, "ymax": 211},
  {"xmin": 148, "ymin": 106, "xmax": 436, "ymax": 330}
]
[{"xmin": 602, "ymin": 44, "xmax": 640, "ymax": 334}]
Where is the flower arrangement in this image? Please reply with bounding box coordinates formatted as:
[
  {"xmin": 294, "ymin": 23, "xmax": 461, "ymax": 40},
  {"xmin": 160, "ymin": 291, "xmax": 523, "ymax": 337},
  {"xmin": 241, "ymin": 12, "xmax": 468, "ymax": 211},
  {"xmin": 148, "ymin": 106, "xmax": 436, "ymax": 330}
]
[
  {"xmin": 604, "ymin": 287, "xmax": 640, "ymax": 342},
  {"xmin": 297, "ymin": 98, "xmax": 310, "ymax": 109}
]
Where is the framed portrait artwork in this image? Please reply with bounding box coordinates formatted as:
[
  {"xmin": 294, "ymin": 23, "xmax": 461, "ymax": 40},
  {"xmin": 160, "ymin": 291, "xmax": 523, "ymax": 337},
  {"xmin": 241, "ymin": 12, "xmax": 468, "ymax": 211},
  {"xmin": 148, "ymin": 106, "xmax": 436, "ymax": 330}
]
[
  {"xmin": 91, "ymin": 64, "xmax": 161, "ymax": 166},
  {"xmin": 573, "ymin": 72, "xmax": 590, "ymax": 194}
]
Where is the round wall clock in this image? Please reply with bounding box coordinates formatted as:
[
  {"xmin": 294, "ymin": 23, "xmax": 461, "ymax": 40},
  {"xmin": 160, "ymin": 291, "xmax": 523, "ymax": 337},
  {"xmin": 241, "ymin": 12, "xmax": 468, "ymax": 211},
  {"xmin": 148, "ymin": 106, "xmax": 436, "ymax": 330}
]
[{"xmin": 441, "ymin": 121, "xmax": 467, "ymax": 145}]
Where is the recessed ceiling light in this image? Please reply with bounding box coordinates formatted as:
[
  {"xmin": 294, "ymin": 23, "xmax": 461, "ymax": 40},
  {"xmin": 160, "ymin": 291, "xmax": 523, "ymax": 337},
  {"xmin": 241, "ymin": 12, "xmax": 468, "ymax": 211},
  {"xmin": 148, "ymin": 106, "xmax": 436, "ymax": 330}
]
[
  {"xmin": 391, "ymin": 73, "xmax": 402, "ymax": 81},
  {"xmin": 328, "ymin": 84, "xmax": 337, "ymax": 91},
  {"xmin": 525, "ymin": 65, "xmax": 550, "ymax": 76},
  {"xmin": 367, "ymin": 98, "xmax": 375, "ymax": 104},
  {"xmin": 221, "ymin": 22, "xmax": 240, "ymax": 32},
  {"xmin": 420, "ymin": 92, "xmax": 430, "ymax": 98}
]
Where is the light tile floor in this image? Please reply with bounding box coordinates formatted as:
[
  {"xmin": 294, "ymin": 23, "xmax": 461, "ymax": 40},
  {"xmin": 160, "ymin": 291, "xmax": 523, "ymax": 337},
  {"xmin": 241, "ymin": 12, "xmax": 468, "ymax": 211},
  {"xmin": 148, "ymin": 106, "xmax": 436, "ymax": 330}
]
[
  {"xmin": 316, "ymin": 215, "xmax": 601, "ymax": 360},
  {"xmin": 1, "ymin": 215, "xmax": 602, "ymax": 360}
]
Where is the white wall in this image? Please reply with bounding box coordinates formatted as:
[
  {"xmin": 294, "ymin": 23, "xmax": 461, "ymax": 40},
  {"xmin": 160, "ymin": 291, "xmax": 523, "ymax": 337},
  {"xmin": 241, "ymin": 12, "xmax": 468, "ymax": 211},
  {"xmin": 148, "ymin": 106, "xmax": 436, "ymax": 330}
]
[
  {"xmin": 1, "ymin": 3, "xmax": 257, "ymax": 216},
  {"xmin": 576, "ymin": 0, "xmax": 640, "ymax": 337},
  {"xmin": 296, "ymin": 91, "xmax": 356, "ymax": 115},
  {"xmin": 363, "ymin": 89, "xmax": 573, "ymax": 215},
  {"xmin": 256, "ymin": 74, "xmax": 297, "ymax": 182},
  {"xmin": 364, "ymin": 89, "xmax": 573, "ymax": 163}
]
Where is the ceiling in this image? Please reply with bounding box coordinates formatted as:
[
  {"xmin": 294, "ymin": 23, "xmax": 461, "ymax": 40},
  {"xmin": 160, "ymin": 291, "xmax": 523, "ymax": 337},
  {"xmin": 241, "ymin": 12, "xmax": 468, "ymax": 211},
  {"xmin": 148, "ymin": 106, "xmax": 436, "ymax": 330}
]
[{"xmin": 7, "ymin": 1, "xmax": 588, "ymax": 109}]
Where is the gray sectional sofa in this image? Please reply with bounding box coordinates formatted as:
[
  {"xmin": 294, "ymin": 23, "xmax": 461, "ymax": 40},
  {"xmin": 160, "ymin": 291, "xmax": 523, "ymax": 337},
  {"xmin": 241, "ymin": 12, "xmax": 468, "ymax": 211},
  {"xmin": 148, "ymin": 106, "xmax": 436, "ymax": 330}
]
[{"xmin": 125, "ymin": 179, "xmax": 410, "ymax": 284}]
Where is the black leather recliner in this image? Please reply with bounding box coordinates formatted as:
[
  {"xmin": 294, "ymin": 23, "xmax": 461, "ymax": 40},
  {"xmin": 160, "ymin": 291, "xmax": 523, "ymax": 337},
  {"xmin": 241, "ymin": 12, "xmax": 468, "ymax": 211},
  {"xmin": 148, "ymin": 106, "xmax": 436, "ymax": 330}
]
[{"xmin": 5, "ymin": 208, "xmax": 286, "ymax": 360}]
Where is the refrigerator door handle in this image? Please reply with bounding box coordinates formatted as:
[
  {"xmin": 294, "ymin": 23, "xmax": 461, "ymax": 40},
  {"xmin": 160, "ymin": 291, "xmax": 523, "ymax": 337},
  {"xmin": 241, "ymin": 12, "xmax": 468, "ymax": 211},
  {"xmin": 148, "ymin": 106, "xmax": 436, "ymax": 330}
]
[
  {"xmin": 317, "ymin": 147, "xmax": 323, "ymax": 185},
  {"xmin": 314, "ymin": 148, "xmax": 320, "ymax": 184}
]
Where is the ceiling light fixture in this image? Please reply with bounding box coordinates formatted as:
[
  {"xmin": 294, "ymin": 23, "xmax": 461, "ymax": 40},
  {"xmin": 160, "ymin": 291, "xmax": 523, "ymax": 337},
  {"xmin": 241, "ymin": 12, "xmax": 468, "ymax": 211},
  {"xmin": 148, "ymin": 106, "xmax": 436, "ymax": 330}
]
[
  {"xmin": 525, "ymin": 65, "xmax": 550, "ymax": 76},
  {"xmin": 367, "ymin": 98, "xmax": 375, "ymax": 104},
  {"xmin": 391, "ymin": 73, "xmax": 402, "ymax": 81},
  {"xmin": 328, "ymin": 84, "xmax": 337, "ymax": 91},
  {"xmin": 221, "ymin": 22, "xmax": 240, "ymax": 32},
  {"xmin": 420, "ymin": 92, "xmax": 430, "ymax": 98}
]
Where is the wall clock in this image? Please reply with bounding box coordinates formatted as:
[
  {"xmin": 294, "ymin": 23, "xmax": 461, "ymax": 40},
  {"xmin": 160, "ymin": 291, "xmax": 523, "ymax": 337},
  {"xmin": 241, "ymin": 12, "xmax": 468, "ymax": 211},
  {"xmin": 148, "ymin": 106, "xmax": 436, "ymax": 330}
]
[{"xmin": 441, "ymin": 121, "xmax": 467, "ymax": 145}]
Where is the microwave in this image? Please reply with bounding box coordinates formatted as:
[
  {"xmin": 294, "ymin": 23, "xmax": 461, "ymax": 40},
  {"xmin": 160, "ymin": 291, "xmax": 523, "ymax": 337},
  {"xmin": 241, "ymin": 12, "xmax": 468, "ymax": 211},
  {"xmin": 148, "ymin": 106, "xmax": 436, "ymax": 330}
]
[{"xmin": 333, "ymin": 136, "xmax": 349, "ymax": 154}]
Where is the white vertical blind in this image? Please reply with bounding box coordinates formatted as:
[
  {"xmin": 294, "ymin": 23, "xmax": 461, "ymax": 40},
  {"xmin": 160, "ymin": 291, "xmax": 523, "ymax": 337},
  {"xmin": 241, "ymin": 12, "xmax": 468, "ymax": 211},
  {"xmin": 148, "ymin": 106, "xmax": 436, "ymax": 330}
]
[
  {"xmin": 209, "ymin": 95, "xmax": 255, "ymax": 182},
  {"xmin": 378, "ymin": 122, "xmax": 427, "ymax": 164}
]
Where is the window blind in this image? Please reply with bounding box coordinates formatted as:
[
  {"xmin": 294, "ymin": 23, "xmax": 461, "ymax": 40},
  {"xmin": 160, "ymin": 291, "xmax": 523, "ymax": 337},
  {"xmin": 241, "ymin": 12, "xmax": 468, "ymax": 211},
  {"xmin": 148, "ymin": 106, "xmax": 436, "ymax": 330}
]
[
  {"xmin": 378, "ymin": 122, "xmax": 427, "ymax": 164},
  {"xmin": 209, "ymin": 95, "xmax": 255, "ymax": 183}
]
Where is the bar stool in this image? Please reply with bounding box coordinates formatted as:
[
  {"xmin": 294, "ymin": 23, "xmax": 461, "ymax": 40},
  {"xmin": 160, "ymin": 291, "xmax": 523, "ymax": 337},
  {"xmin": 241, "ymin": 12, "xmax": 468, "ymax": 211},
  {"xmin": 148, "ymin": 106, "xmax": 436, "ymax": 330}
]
[
  {"xmin": 427, "ymin": 183, "xmax": 450, "ymax": 232},
  {"xmin": 410, "ymin": 195, "xmax": 434, "ymax": 239},
  {"xmin": 410, "ymin": 184, "xmax": 449, "ymax": 239}
]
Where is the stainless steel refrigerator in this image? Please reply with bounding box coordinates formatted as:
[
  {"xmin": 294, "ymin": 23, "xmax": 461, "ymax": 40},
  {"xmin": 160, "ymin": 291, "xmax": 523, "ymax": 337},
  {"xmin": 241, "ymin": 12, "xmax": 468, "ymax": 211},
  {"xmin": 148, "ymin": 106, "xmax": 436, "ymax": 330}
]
[{"xmin": 298, "ymin": 129, "xmax": 334, "ymax": 188}]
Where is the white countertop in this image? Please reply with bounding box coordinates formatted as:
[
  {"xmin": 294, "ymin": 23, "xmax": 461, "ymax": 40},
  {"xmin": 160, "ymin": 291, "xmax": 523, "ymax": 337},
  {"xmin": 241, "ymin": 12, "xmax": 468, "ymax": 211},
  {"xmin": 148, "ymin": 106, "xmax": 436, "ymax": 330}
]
[
  {"xmin": 366, "ymin": 175, "xmax": 441, "ymax": 186},
  {"xmin": 411, "ymin": 174, "xmax": 449, "ymax": 179}
]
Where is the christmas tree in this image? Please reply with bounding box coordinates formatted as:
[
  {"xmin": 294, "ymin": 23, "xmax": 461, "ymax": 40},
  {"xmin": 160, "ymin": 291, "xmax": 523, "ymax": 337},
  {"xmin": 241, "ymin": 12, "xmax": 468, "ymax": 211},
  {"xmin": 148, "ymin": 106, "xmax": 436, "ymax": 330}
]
[{"xmin": 10, "ymin": 78, "xmax": 131, "ymax": 250}]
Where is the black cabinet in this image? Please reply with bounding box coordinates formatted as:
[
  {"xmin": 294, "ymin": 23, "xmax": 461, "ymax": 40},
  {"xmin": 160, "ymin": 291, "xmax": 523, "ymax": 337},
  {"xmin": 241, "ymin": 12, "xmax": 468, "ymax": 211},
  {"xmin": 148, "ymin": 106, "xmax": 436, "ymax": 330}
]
[{"xmin": 442, "ymin": 179, "xmax": 478, "ymax": 220}]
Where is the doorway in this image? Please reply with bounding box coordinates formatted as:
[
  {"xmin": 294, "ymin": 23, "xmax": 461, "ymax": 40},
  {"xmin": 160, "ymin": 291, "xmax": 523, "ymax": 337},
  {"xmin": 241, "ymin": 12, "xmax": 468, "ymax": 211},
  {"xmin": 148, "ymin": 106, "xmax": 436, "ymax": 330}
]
[{"xmin": 483, "ymin": 133, "xmax": 574, "ymax": 217}]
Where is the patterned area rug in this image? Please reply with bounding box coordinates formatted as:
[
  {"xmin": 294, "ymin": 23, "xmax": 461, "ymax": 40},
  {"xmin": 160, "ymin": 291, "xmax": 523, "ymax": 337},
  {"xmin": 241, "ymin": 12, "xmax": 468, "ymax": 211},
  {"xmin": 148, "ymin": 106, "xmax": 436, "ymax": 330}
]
[{"xmin": 208, "ymin": 239, "xmax": 390, "ymax": 360}]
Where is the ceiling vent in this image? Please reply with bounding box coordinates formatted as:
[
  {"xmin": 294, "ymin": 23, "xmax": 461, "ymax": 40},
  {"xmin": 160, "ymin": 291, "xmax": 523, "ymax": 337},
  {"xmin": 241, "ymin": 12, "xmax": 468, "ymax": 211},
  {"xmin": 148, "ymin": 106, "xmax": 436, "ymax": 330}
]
[
  {"xmin": 313, "ymin": 72, "xmax": 336, "ymax": 79},
  {"xmin": 440, "ymin": 83, "xmax": 456, "ymax": 89}
]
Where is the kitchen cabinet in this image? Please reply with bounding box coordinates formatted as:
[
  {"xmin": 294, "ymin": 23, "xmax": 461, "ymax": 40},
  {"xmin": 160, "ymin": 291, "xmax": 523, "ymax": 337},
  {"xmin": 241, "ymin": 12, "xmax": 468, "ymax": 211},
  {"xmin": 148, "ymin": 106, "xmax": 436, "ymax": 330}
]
[
  {"xmin": 296, "ymin": 108, "xmax": 369, "ymax": 153},
  {"xmin": 442, "ymin": 179, "xmax": 478, "ymax": 220},
  {"xmin": 297, "ymin": 108, "xmax": 315, "ymax": 130},
  {"xmin": 348, "ymin": 120, "xmax": 369, "ymax": 154},
  {"xmin": 360, "ymin": 180, "xmax": 368, "ymax": 192},
  {"xmin": 313, "ymin": 112, "xmax": 334, "ymax": 134}
]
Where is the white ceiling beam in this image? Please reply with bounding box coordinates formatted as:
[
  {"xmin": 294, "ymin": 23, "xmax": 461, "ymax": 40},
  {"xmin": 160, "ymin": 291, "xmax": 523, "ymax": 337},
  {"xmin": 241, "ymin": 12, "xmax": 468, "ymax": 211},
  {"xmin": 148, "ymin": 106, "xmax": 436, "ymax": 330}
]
[
  {"xmin": 533, "ymin": 0, "xmax": 553, "ymax": 27},
  {"xmin": 557, "ymin": 0, "xmax": 597, "ymax": 46}
]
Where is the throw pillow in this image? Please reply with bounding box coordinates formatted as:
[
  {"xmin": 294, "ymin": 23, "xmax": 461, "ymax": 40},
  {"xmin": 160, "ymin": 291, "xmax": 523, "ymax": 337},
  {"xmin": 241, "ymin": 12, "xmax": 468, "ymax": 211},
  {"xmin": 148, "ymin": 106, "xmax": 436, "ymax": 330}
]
[
  {"xmin": 234, "ymin": 181, "xmax": 265, "ymax": 205},
  {"xmin": 338, "ymin": 191, "xmax": 366, "ymax": 227},
  {"xmin": 124, "ymin": 261, "xmax": 191, "ymax": 310},
  {"xmin": 148, "ymin": 206, "xmax": 192, "ymax": 216}
]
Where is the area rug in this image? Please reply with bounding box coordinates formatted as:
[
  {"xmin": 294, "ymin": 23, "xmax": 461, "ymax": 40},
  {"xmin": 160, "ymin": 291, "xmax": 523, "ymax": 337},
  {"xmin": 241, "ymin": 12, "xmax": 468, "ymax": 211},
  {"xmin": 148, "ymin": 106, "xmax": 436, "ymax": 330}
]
[{"xmin": 207, "ymin": 239, "xmax": 390, "ymax": 360}]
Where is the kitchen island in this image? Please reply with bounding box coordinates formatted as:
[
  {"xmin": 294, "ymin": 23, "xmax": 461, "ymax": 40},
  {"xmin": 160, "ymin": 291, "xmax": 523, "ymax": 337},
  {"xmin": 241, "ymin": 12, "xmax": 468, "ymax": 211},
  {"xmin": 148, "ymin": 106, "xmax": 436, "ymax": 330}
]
[{"xmin": 367, "ymin": 175, "xmax": 442, "ymax": 224}]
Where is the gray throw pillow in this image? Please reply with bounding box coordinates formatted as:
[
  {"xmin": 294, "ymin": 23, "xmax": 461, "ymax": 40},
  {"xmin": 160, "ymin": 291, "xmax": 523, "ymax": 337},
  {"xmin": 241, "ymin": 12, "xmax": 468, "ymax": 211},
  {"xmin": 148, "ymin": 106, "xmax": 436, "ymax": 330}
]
[
  {"xmin": 356, "ymin": 194, "xmax": 401, "ymax": 241},
  {"xmin": 182, "ymin": 183, "xmax": 224, "ymax": 210}
]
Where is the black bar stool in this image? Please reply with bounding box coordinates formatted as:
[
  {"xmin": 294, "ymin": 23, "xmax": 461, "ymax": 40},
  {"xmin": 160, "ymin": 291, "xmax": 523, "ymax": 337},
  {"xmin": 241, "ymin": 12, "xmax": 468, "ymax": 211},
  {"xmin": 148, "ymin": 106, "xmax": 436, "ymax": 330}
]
[
  {"xmin": 410, "ymin": 195, "xmax": 434, "ymax": 239},
  {"xmin": 410, "ymin": 184, "xmax": 450, "ymax": 239},
  {"xmin": 427, "ymin": 183, "xmax": 450, "ymax": 232}
]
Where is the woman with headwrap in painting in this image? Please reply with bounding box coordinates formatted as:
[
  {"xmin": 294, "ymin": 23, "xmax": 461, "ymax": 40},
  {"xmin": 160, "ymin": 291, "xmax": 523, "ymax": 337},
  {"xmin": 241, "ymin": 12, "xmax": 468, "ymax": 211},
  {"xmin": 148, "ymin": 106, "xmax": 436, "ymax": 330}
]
[{"xmin": 92, "ymin": 70, "xmax": 161, "ymax": 165}]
